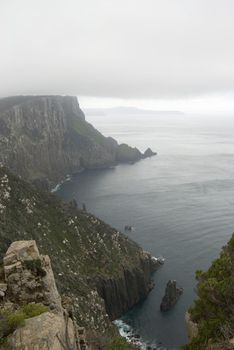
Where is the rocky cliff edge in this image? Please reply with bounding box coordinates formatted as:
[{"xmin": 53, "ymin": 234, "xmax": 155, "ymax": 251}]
[{"xmin": 0, "ymin": 240, "xmax": 87, "ymax": 350}]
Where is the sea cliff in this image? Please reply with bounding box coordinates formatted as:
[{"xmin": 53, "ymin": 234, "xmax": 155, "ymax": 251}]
[
  {"xmin": 0, "ymin": 166, "xmax": 160, "ymax": 348},
  {"xmin": 0, "ymin": 95, "xmax": 156, "ymax": 189}
]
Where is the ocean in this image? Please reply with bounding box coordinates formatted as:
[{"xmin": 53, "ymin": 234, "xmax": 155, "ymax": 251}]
[{"xmin": 57, "ymin": 111, "xmax": 234, "ymax": 349}]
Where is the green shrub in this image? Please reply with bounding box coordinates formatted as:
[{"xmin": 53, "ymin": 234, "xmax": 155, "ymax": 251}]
[
  {"xmin": 105, "ymin": 336, "xmax": 136, "ymax": 350},
  {"xmin": 23, "ymin": 259, "xmax": 46, "ymax": 277},
  {"xmin": 22, "ymin": 303, "xmax": 48, "ymax": 318},
  {"xmin": 0, "ymin": 303, "xmax": 48, "ymax": 345},
  {"xmin": 183, "ymin": 233, "xmax": 234, "ymax": 349}
]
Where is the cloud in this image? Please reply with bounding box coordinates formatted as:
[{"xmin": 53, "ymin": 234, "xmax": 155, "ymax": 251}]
[{"xmin": 1, "ymin": 0, "xmax": 234, "ymax": 99}]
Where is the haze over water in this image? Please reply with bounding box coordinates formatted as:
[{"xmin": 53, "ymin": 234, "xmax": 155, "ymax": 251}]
[{"xmin": 57, "ymin": 111, "xmax": 234, "ymax": 349}]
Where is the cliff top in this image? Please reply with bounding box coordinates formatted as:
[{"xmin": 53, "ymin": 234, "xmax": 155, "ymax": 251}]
[{"xmin": 0, "ymin": 95, "xmax": 79, "ymax": 114}]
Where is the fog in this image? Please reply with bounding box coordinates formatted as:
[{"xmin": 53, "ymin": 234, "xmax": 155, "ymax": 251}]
[{"xmin": 1, "ymin": 0, "xmax": 234, "ymax": 106}]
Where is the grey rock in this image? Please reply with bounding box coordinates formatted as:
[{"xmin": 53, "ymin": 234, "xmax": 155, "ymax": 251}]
[
  {"xmin": 0, "ymin": 283, "xmax": 7, "ymax": 292},
  {"xmin": 10, "ymin": 311, "xmax": 81, "ymax": 350},
  {"xmin": 160, "ymin": 280, "xmax": 183, "ymax": 311}
]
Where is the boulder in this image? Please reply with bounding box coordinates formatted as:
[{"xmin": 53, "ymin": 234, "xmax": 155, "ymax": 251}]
[
  {"xmin": 10, "ymin": 311, "xmax": 80, "ymax": 350},
  {"xmin": 160, "ymin": 280, "xmax": 183, "ymax": 311},
  {"xmin": 1, "ymin": 240, "xmax": 88, "ymax": 349}
]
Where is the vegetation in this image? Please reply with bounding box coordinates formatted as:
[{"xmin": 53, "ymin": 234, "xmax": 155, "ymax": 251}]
[
  {"xmin": 71, "ymin": 113, "xmax": 113, "ymax": 147},
  {"xmin": 0, "ymin": 303, "xmax": 48, "ymax": 347},
  {"xmin": 23, "ymin": 259, "xmax": 46, "ymax": 277},
  {"xmin": 0, "ymin": 166, "xmax": 148, "ymax": 339},
  {"xmin": 105, "ymin": 336, "xmax": 137, "ymax": 350},
  {"xmin": 116, "ymin": 143, "xmax": 141, "ymax": 163},
  {"xmin": 183, "ymin": 234, "xmax": 234, "ymax": 349},
  {"xmin": 21, "ymin": 304, "xmax": 48, "ymax": 318}
]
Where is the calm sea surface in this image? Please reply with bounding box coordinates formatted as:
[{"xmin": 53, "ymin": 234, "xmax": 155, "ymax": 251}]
[{"xmin": 57, "ymin": 112, "xmax": 234, "ymax": 349}]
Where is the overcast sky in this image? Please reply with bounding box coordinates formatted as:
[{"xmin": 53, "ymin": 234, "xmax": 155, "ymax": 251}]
[{"xmin": 1, "ymin": 0, "xmax": 234, "ymax": 111}]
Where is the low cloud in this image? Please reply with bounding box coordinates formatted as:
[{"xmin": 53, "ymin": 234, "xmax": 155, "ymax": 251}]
[{"xmin": 1, "ymin": 0, "xmax": 234, "ymax": 99}]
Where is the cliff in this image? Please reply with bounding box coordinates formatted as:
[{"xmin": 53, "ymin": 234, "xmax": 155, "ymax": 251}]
[
  {"xmin": 0, "ymin": 166, "xmax": 160, "ymax": 348},
  {"xmin": 0, "ymin": 95, "xmax": 156, "ymax": 189},
  {"xmin": 184, "ymin": 234, "xmax": 234, "ymax": 350}
]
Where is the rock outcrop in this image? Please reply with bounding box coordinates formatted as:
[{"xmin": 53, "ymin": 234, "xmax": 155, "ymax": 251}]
[
  {"xmin": 185, "ymin": 312, "xmax": 198, "ymax": 340},
  {"xmin": 0, "ymin": 240, "xmax": 87, "ymax": 350},
  {"xmin": 3, "ymin": 240, "xmax": 62, "ymax": 312},
  {"xmin": 11, "ymin": 312, "xmax": 82, "ymax": 350},
  {"xmin": 160, "ymin": 280, "xmax": 183, "ymax": 311},
  {"xmin": 0, "ymin": 95, "xmax": 156, "ymax": 189}
]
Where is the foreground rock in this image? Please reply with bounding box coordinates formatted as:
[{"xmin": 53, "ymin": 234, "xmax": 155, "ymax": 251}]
[
  {"xmin": 0, "ymin": 95, "xmax": 156, "ymax": 189},
  {"xmin": 160, "ymin": 280, "xmax": 183, "ymax": 311},
  {"xmin": 11, "ymin": 312, "xmax": 83, "ymax": 350},
  {"xmin": 0, "ymin": 240, "xmax": 87, "ymax": 349},
  {"xmin": 3, "ymin": 240, "xmax": 62, "ymax": 312}
]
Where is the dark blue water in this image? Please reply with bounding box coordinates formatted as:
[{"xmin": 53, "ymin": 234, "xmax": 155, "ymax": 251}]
[{"xmin": 57, "ymin": 112, "xmax": 234, "ymax": 349}]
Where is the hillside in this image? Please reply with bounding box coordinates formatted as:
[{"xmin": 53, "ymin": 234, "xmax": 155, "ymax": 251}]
[
  {"xmin": 0, "ymin": 165, "xmax": 160, "ymax": 348},
  {"xmin": 184, "ymin": 234, "xmax": 234, "ymax": 350},
  {"xmin": 0, "ymin": 96, "xmax": 155, "ymax": 189}
]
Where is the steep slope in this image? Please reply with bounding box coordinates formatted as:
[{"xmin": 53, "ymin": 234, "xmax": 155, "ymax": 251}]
[
  {"xmin": 0, "ymin": 95, "xmax": 155, "ymax": 189},
  {"xmin": 184, "ymin": 234, "xmax": 234, "ymax": 350},
  {"xmin": 0, "ymin": 165, "xmax": 160, "ymax": 347}
]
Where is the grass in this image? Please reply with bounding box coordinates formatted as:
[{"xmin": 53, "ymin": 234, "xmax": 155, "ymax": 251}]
[
  {"xmin": 105, "ymin": 336, "xmax": 137, "ymax": 350},
  {"xmin": 0, "ymin": 303, "xmax": 48, "ymax": 346}
]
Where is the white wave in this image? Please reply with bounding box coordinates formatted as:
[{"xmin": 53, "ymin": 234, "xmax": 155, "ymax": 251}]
[
  {"xmin": 51, "ymin": 183, "xmax": 62, "ymax": 193},
  {"xmin": 113, "ymin": 319, "xmax": 168, "ymax": 350},
  {"xmin": 51, "ymin": 174, "xmax": 71, "ymax": 193}
]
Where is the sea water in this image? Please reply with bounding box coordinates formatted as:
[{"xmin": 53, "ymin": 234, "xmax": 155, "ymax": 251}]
[{"xmin": 57, "ymin": 112, "xmax": 234, "ymax": 349}]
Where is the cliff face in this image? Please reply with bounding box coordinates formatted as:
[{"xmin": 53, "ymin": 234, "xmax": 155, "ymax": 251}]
[
  {"xmin": 0, "ymin": 96, "xmax": 155, "ymax": 189},
  {"xmin": 95, "ymin": 253, "xmax": 158, "ymax": 320},
  {"xmin": 0, "ymin": 166, "xmax": 159, "ymax": 347},
  {"xmin": 0, "ymin": 96, "xmax": 116, "ymax": 188}
]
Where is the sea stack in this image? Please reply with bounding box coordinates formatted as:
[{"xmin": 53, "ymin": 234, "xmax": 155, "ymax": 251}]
[
  {"xmin": 160, "ymin": 280, "xmax": 183, "ymax": 311},
  {"xmin": 143, "ymin": 147, "xmax": 157, "ymax": 158}
]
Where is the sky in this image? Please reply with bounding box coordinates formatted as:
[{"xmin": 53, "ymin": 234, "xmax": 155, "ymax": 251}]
[{"xmin": 1, "ymin": 0, "xmax": 234, "ymax": 112}]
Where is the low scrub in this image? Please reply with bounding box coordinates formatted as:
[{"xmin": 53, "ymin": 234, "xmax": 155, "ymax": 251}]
[{"xmin": 0, "ymin": 303, "xmax": 48, "ymax": 346}]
